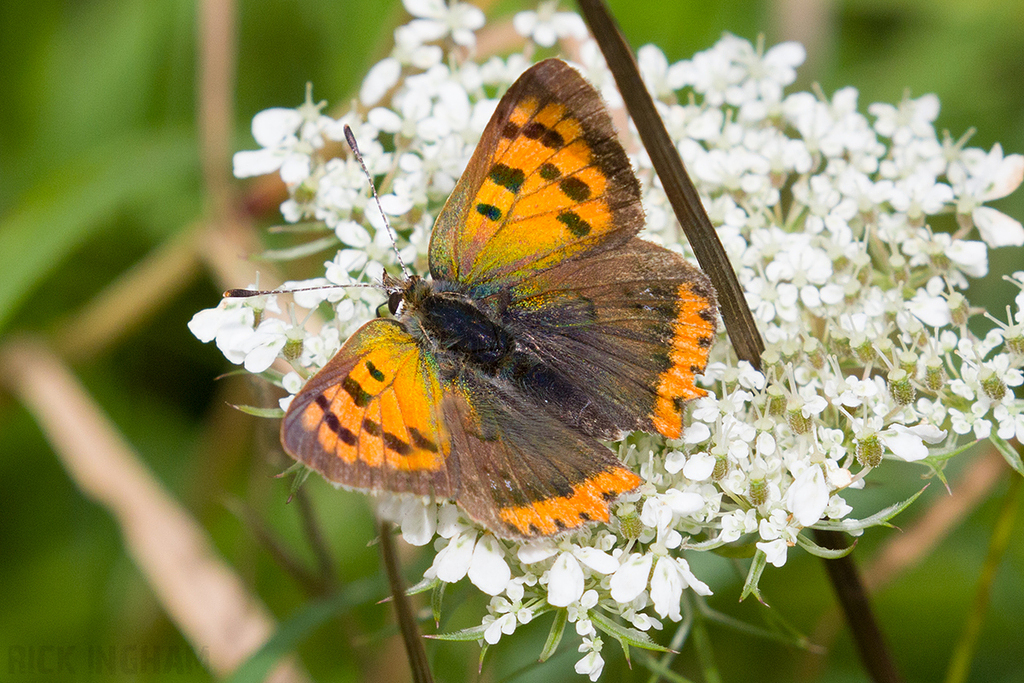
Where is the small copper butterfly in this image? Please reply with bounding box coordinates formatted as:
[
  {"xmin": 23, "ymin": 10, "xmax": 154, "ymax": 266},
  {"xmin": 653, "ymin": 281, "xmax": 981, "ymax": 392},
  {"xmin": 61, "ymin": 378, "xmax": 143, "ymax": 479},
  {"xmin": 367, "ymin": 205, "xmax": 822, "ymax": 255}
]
[{"xmin": 281, "ymin": 59, "xmax": 718, "ymax": 539}]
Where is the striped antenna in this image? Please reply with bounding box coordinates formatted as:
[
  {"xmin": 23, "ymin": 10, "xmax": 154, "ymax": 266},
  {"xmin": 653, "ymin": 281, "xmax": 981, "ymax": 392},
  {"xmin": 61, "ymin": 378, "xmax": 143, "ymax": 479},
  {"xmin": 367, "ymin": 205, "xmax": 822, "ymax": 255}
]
[
  {"xmin": 223, "ymin": 282, "xmax": 378, "ymax": 298},
  {"xmin": 344, "ymin": 124, "xmax": 411, "ymax": 278}
]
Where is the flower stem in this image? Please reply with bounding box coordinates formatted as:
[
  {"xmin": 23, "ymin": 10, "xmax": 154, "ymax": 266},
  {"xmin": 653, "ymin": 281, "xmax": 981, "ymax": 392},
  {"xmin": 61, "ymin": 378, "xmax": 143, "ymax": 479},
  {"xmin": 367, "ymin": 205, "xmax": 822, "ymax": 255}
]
[{"xmin": 379, "ymin": 520, "xmax": 434, "ymax": 683}]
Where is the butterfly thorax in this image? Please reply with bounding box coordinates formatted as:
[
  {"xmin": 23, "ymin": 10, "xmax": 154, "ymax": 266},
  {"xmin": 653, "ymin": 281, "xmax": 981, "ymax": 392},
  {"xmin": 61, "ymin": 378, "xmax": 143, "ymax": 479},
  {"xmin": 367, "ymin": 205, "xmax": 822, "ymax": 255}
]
[{"xmin": 396, "ymin": 275, "xmax": 514, "ymax": 374}]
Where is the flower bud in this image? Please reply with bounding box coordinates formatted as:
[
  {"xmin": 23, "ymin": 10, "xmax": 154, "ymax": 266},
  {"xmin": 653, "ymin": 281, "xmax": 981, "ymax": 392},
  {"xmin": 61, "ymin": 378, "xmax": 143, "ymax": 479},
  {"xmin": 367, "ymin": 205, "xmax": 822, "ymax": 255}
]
[
  {"xmin": 979, "ymin": 368, "xmax": 1007, "ymax": 401},
  {"xmin": 748, "ymin": 476, "xmax": 768, "ymax": 506},
  {"xmin": 761, "ymin": 348, "xmax": 783, "ymax": 379},
  {"xmin": 1005, "ymin": 325, "xmax": 1024, "ymax": 356},
  {"xmin": 712, "ymin": 453, "xmax": 729, "ymax": 481},
  {"xmin": 856, "ymin": 433, "xmax": 883, "ymax": 468},
  {"xmin": 787, "ymin": 401, "xmax": 811, "ymax": 434},
  {"xmin": 766, "ymin": 384, "xmax": 786, "ymax": 416},
  {"xmin": 924, "ymin": 356, "xmax": 946, "ymax": 392},
  {"xmin": 887, "ymin": 368, "xmax": 915, "ymax": 405},
  {"xmin": 617, "ymin": 506, "xmax": 643, "ymax": 540},
  {"xmin": 853, "ymin": 337, "xmax": 874, "ymax": 364}
]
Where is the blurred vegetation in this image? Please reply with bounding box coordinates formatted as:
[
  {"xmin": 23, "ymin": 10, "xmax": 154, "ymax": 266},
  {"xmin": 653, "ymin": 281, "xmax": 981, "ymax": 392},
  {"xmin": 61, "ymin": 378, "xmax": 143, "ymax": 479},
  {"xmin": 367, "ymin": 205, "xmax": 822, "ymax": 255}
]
[{"xmin": 1, "ymin": 1, "xmax": 1022, "ymax": 682}]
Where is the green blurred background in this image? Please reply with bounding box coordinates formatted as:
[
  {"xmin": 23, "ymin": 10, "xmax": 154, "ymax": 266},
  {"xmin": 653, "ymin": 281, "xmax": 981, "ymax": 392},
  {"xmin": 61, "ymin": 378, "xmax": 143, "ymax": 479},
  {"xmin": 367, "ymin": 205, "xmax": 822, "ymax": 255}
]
[{"xmin": 1, "ymin": 1, "xmax": 1022, "ymax": 681}]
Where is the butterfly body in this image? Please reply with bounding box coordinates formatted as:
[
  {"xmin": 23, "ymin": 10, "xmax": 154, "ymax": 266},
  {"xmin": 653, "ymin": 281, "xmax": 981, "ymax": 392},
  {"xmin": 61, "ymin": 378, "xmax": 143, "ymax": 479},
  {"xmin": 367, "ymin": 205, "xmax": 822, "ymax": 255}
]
[{"xmin": 282, "ymin": 59, "xmax": 718, "ymax": 539}]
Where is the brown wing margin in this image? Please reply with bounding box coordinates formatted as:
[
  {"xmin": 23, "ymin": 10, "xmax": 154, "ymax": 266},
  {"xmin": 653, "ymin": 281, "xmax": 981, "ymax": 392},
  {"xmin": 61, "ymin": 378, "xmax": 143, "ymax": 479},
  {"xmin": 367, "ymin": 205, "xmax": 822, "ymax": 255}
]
[{"xmin": 280, "ymin": 319, "xmax": 458, "ymax": 498}]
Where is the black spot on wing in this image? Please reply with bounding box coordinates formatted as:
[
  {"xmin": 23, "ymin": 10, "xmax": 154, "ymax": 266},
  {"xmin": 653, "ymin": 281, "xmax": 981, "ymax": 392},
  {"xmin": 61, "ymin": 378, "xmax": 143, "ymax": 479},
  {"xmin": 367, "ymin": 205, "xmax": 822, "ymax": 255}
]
[
  {"xmin": 540, "ymin": 163, "xmax": 560, "ymax": 180},
  {"xmin": 408, "ymin": 427, "xmax": 439, "ymax": 453},
  {"xmin": 557, "ymin": 211, "xmax": 591, "ymax": 237},
  {"xmin": 365, "ymin": 361, "xmax": 385, "ymax": 382},
  {"xmin": 489, "ymin": 163, "xmax": 525, "ymax": 194},
  {"xmin": 343, "ymin": 377, "xmax": 372, "ymax": 407},
  {"xmin": 317, "ymin": 395, "xmax": 357, "ymax": 445},
  {"xmin": 382, "ymin": 432, "xmax": 413, "ymax": 456},
  {"xmin": 476, "ymin": 203, "xmax": 501, "ymax": 221},
  {"xmin": 559, "ymin": 177, "xmax": 591, "ymax": 201},
  {"xmin": 522, "ymin": 121, "xmax": 564, "ymax": 149}
]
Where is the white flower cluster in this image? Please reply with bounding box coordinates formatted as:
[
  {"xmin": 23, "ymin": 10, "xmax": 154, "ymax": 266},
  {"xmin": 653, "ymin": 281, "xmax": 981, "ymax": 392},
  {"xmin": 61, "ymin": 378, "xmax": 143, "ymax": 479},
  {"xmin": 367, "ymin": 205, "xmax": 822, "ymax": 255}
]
[{"xmin": 190, "ymin": 2, "xmax": 1024, "ymax": 678}]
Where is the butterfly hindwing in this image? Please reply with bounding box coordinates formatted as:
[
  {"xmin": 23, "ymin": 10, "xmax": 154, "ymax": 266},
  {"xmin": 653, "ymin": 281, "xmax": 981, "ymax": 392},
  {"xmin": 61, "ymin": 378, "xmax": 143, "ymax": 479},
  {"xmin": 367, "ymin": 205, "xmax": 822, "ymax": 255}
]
[
  {"xmin": 442, "ymin": 371, "xmax": 641, "ymax": 539},
  {"xmin": 505, "ymin": 238, "xmax": 719, "ymax": 440},
  {"xmin": 281, "ymin": 319, "xmax": 456, "ymax": 497},
  {"xmin": 429, "ymin": 59, "xmax": 644, "ymax": 291}
]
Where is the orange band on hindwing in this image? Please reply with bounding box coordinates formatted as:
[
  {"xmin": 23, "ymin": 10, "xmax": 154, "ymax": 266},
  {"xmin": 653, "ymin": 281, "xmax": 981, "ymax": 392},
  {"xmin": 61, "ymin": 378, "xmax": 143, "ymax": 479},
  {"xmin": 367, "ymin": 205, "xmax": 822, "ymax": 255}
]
[
  {"xmin": 497, "ymin": 468, "xmax": 642, "ymax": 537},
  {"xmin": 652, "ymin": 282, "xmax": 717, "ymax": 439}
]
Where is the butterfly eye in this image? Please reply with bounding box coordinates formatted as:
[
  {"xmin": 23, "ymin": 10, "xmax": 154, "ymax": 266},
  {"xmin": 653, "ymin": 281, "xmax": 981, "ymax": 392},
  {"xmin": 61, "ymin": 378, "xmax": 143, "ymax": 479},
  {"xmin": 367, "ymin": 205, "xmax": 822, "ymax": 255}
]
[{"xmin": 388, "ymin": 291, "xmax": 404, "ymax": 315}]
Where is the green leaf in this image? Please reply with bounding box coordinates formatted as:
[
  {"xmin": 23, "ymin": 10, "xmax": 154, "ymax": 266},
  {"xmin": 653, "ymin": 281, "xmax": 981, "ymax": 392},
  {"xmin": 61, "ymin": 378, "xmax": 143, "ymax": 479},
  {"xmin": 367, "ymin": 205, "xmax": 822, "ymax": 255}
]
[
  {"xmin": 225, "ymin": 583, "xmax": 376, "ymax": 683},
  {"xmin": 230, "ymin": 404, "xmax": 285, "ymax": 418},
  {"xmin": 740, "ymin": 550, "xmax": 768, "ymax": 603},
  {"xmin": 990, "ymin": 433, "xmax": 1024, "ymax": 476},
  {"xmin": 795, "ymin": 532, "xmax": 856, "ymax": 559},
  {"xmin": 431, "ymin": 581, "xmax": 445, "ymax": 627},
  {"xmin": 404, "ymin": 575, "xmax": 440, "ymax": 597},
  {"xmin": 428, "ymin": 623, "xmax": 489, "ymax": 642},
  {"xmin": 589, "ymin": 609, "xmax": 674, "ymax": 655},
  {"xmin": 811, "ymin": 485, "xmax": 927, "ymax": 532},
  {"xmin": 539, "ymin": 609, "xmax": 568, "ymax": 662}
]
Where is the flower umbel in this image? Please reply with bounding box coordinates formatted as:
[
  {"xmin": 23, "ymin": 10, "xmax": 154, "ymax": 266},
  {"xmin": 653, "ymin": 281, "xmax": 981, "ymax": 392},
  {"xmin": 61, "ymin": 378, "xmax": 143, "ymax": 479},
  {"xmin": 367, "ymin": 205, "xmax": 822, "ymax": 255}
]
[{"xmin": 191, "ymin": 3, "xmax": 1024, "ymax": 679}]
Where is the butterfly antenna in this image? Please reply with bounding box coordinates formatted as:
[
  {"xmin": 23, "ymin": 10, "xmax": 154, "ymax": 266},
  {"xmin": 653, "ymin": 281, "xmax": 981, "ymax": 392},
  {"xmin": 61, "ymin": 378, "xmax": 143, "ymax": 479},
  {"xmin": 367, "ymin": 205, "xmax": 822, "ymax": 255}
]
[
  {"xmin": 344, "ymin": 124, "xmax": 411, "ymax": 278},
  {"xmin": 224, "ymin": 283, "xmax": 377, "ymax": 298}
]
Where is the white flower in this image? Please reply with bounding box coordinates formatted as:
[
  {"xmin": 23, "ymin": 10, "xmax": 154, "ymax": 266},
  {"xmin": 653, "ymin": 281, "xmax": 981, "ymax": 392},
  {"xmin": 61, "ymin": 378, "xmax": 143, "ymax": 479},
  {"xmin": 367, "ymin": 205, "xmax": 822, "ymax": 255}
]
[
  {"xmin": 949, "ymin": 143, "xmax": 1024, "ymax": 247},
  {"xmin": 650, "ymin": 555, "xmax": 712, "ymax": 621},
  {"xmin": 431, "ymin": 530, "xmax": 476, "ymax": 583},
  {"xmin": 467, "ymin": 534, "xmax": 511, "ymax": 596},
  {"xmin": 513, "ymin": 1, "xmax": 587, "ymax": 48},
  {"xmin": 574, "ymin": 637, "xmax": 605, "ymax": 681},
  {"xmin": 785, "ymin": 466, "xmax": 829, "ymax": 527},
  {"xmin": 637, "ymin": 44, "xmax": 687, "ymax": 99},
  {"xmin": 609, "ymin": 553, "xmax": 653, "ymax": 603},
  {"xmin": 879, "ymin": 423, "xmax": 948, "ymax": 462},
  {"xmin": 403, "ymin": 0, "xmax": 485, "ymax": 47},
  {"xmin": 757, "ymin": 538, "xmax": 789, "ymax": 567},
  {"xmin": 547, "ymin": 551, "xmax": 585, "ymax": 607}
]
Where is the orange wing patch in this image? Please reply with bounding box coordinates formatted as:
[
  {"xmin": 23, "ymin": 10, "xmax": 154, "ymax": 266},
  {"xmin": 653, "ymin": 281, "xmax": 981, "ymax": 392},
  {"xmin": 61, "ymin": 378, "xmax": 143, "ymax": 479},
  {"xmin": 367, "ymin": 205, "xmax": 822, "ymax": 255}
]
[
  {"xmin": 652, "ymin": 282, "xmax": 718, "ymax": 439},
  {"xmin": 497, "ymin": 468, "xmax": 641, "ymax": 537},
  {"xmin": 462, "ymin": 95, "xmax": 616, "ymax": 283},
  {"xmin": 290, "ymin": 322, "xmax": 449, "ymax": 473}
]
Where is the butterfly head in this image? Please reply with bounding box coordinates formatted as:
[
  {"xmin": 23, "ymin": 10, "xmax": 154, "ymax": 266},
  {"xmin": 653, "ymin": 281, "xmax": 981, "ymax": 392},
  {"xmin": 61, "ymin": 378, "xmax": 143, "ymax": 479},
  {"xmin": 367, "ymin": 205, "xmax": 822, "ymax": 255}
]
[{"xmin": 381, "ymin": 271, "xmax": 434, "ymax": 317}]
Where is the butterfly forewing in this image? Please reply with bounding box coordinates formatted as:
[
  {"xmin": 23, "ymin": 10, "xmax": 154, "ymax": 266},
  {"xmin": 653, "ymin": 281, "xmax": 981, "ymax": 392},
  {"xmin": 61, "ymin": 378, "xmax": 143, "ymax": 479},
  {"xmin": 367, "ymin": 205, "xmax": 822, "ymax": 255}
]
[
  {"xmin": 429, "ymin": 59, "xmax": 643, "ymax": 291},
  {"xmin": 281, "ymin": 319, "xmax": 456, "ymax": 497}
]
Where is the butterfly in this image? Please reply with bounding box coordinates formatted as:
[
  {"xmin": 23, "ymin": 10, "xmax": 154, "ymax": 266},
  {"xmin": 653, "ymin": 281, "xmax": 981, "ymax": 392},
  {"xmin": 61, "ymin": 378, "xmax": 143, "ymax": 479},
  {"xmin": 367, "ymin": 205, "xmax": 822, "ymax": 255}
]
[{"xmin": 280, "ymin": 59, "xmax": 718, "ymax": 540}]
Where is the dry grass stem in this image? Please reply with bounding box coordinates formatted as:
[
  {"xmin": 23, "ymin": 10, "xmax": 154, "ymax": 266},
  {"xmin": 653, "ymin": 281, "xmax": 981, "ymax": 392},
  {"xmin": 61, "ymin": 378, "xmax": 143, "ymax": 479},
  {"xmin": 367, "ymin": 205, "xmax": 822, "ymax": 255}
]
[{"xmin": 0, "ymin": 338, "xmax": 310, "ymax": 683}]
